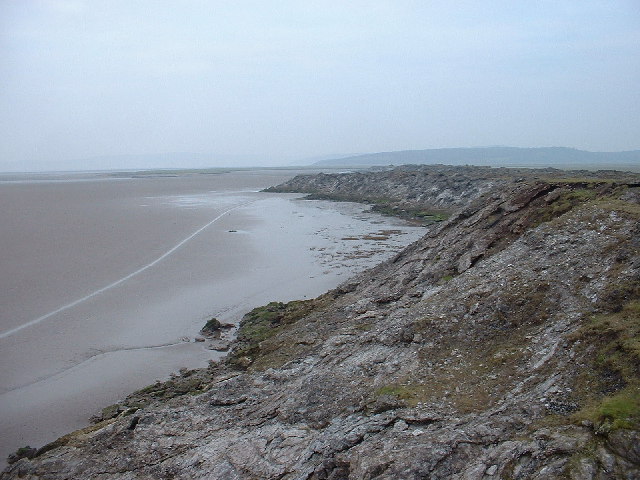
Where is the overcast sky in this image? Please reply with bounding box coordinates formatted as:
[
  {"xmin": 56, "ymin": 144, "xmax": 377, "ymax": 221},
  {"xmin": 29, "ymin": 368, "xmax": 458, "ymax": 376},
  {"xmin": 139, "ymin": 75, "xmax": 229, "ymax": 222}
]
[{"xmin": 1, "ymin": 1, "xmax": 639, "ymax": 171}]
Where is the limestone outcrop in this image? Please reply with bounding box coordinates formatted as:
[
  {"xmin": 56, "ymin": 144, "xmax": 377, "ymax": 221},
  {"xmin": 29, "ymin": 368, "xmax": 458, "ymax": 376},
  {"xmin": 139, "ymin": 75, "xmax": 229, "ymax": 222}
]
[{"xmin": 4, "ymin": 166, "xmax": 639, "ymax": 479}]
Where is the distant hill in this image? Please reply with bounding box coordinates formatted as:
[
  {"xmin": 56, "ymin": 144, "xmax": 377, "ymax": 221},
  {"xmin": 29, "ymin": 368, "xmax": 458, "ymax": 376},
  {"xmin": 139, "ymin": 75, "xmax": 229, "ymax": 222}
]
[{"xmin": 313, "ymin": 147, "xmax": 640, "ymax": 171}]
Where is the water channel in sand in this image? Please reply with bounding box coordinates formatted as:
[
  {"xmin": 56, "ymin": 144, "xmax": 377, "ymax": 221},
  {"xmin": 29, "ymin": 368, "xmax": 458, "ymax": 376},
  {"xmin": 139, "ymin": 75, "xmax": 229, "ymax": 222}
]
[{"xmin": 0, "ymin": 169, "xmax": 426, "ymax": 463}]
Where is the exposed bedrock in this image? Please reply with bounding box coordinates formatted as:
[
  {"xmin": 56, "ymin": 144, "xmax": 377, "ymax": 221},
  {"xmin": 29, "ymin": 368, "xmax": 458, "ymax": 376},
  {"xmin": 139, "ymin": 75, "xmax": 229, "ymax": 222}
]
[{"xmin": 4, "ymin": 165, "xmax": 640, "ymax": 479}]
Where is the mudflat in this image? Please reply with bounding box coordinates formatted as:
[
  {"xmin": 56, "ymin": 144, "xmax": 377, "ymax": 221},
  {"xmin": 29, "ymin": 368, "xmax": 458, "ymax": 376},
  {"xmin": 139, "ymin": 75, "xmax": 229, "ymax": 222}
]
[{"xmin": 0, "ymin": 169, "xmax": 424, "ymax": 462}]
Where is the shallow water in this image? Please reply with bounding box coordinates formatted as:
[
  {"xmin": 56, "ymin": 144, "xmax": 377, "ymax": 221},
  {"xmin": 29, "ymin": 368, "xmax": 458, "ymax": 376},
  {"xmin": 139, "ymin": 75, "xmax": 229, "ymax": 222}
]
[{"xmin": 0, "ymin": 169, "xmax": 425, "ymax": 463}]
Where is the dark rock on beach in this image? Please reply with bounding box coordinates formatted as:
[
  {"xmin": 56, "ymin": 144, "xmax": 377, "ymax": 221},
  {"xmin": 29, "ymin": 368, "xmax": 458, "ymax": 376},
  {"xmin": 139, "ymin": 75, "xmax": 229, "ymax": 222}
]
[
  {"xmin": 200, "ymin": 317, "xmax": 234, "ymax": 339},
  {"xmin": 6, "ymin": 447, "xmax": 36, "ymax": 466}
]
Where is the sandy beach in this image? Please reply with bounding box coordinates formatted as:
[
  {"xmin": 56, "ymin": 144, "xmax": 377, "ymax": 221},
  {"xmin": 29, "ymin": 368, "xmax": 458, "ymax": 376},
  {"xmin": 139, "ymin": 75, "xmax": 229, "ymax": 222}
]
[{"xmin": 0, "ymin": 169, "xmax": 424, "ymax": 463}]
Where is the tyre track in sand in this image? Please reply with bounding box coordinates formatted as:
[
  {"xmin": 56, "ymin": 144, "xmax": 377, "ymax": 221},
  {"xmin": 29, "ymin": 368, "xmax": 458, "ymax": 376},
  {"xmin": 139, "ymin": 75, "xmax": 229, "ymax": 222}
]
[{"xmin": 0, "ymin": 201, "xmax": 255, "ymax": 340}]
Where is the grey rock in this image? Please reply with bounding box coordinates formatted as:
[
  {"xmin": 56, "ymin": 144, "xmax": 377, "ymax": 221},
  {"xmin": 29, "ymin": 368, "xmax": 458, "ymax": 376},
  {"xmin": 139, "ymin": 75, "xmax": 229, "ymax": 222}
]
[
  {"xmin": 208, "ymin": 340, "xmax": 231, "ymax": 351},
  {"xmin": 485, "ymin": 464, "xmax": 498, "ymax": 476},
  {"xmin": 607, "ymin": 429, "xmax": 640, "ymax": 465}
]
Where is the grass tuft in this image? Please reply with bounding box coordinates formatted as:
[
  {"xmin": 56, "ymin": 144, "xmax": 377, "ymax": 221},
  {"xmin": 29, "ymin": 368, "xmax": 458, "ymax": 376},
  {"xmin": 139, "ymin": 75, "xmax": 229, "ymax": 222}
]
[{"xmin": 598, "ymin": 390, "xmax": 640, "ymax": 430}]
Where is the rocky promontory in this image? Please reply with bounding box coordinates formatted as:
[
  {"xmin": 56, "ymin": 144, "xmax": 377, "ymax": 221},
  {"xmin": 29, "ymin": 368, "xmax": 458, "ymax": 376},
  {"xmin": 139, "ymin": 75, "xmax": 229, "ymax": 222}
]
[{"xmin": 3, "ymin": 165, "xmax": 639, "ymax": 479}]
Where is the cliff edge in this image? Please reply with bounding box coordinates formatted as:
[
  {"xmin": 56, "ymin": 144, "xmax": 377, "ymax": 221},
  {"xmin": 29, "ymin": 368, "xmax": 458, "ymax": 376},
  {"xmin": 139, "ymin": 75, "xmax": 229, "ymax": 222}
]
[{"xmin": 3, "ymin": 166, "xmax": 639, "ymax": 479}]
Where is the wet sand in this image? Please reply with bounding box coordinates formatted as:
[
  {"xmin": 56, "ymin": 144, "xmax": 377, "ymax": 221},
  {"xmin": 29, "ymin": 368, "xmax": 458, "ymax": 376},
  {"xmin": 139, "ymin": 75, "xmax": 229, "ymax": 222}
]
[{"xmin": 0, "ymin": 170, "xmax": 424, "ymax": 463}]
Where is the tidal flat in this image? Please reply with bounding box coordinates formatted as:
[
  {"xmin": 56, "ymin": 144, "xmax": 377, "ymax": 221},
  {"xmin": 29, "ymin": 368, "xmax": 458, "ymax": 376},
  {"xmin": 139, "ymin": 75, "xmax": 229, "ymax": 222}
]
[{"xmin": 0, "ymin": 169, "xmax": 424, "ymax": 463}]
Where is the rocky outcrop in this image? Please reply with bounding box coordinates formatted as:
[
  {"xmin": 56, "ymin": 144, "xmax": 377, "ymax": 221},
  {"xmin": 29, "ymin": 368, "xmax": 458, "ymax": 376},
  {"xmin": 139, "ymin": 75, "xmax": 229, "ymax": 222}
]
[
  {"xmin": 3, "ymin": 166, "xmax": 639, "ymax": 479},
  {"xmin": 266, "ymin": 164, "xmax": 638, "ymax": 220},
  {"xmin": 266, "ymin": 165, "xmax": 510, "ymax": 219}
]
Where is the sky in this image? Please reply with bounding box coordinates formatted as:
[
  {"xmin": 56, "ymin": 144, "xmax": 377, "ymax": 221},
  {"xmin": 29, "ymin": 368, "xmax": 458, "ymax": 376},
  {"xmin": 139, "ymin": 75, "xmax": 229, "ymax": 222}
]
[{"xmin": 0, "ymin": 1, "xmax": 639, "ymax": 171}]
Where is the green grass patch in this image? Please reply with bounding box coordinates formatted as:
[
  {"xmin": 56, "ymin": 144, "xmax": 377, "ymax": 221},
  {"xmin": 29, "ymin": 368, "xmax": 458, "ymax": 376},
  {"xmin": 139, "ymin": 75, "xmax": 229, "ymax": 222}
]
[
  {"xmin": 530, "ymin": 180, "xmax": 640, "ymax": 230},
  {"xmin": 570, "ymin": 299, "xmax": 640, "ymax": 431},
  {"xmin": 436, "ymin": 274, "xmax": 455, "ymax": 285},
  {"xmin": 580, "ymin": 300, "xmax": 640, "ymax": 369},
  {"xmin": 530, "ymin": 187, "xmax": 600, "ymax": 227},
  {"xmin": 414, "ymin": 211, "xmax": 448, "ymax": 222},
  {"xmin": 376, "ymin": 383, "xmax": 429, "ymax": 406},
  {"xmin": 598, "ymin": 390, "xmax": 640, "ymax": 429},
  {"xmin": 227, "ymin": 300, "xmax": 317, "ymax": 369}
]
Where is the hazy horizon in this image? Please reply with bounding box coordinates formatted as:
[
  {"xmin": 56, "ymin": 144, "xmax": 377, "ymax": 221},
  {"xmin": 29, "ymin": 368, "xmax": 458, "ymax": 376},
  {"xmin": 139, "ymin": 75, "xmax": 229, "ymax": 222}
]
[{"xmin": 2, "ymin": 1, "xmax": 639, "ymax": 172}]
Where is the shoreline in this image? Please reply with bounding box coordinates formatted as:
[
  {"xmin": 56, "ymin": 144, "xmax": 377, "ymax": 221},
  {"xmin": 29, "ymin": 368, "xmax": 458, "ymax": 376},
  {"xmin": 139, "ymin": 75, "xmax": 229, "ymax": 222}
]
[{"xmin": 0, "ymin": 172, "xmax": 425, "ymax": 465}]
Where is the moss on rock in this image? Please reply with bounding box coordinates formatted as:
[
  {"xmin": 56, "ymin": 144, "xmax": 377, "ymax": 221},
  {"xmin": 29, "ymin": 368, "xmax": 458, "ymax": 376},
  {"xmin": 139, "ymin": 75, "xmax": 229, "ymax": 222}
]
[{"xmin": 226, "ymin": 299, "xmax": 321, "ymax": 370}]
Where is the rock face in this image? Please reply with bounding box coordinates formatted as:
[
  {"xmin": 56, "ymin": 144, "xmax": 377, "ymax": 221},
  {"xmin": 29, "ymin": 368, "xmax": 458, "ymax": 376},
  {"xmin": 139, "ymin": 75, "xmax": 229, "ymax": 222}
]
[
  {"xmin": 4, "ymin": 166, "xmax": 640, "ymax": 479},
  {"xmin": 266, "ymin": 165, "xmax": 509, "ymax": 220},
  {"xmin": 265, "ymin": 164, "xmax": 636, "ymax": 219}
]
